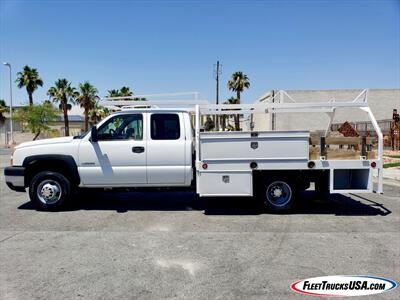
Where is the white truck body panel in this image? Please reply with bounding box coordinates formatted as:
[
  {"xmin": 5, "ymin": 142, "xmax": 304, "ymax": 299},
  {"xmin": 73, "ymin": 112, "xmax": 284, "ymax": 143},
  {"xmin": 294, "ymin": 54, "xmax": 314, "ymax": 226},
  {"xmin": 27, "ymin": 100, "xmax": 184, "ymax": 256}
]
[
  {"xmin": 199, "ymin": 131, "xmax": 309, "ymax": 162},
  {"xmin": 196, "ymin": 131, "xmax": 309, "ymax": 197},
  {"xmin": 197, "ymin": 171, "xmax": 253, "ymax": 197},
  {"xmin": 12, "ymin": 138, "xmax": 79, "ymax": 166},
  {"xmin": 78, "ymin": 138, "xmax": 147, "ymax": 186},
  {"xmin": 77, "ymin": 112, "xmax": 148, "ymax": 186}
]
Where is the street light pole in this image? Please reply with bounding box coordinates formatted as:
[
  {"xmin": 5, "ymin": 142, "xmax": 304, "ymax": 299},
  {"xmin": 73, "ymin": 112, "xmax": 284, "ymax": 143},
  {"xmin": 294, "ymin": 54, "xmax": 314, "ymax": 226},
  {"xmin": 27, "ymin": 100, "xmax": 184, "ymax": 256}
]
[{"xmin": 3, "ymin": 62, "xmax": 14, "ymax": 145}]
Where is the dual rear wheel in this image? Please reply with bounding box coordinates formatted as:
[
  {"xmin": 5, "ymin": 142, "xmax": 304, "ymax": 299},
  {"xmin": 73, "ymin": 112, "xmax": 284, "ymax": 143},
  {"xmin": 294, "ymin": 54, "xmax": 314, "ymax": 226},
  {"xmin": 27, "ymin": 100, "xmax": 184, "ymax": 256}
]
[{"xmin": 258, "ymin": 177, "xmax": 296, "ymax": 212}]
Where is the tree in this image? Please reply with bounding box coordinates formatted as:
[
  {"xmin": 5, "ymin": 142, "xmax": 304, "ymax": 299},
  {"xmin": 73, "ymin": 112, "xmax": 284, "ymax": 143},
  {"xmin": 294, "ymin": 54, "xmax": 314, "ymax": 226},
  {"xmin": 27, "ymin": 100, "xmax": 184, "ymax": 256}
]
[
  {"xmin": 107, "ymin": 86, "xmax": 146, "ymax": 101},
  {"xmin": 16, "ymin": 65, "xmax": 43, "ymax": 106},
  {"xmin": 227, "ymin": 71, "xmax": 250, "ymax": 130},
  {"xmin": 47, "ymin": 79, "xmax": 78, "ymax": 136},
  {"xmin": 119, "ymin": 86, "xmax": 133, "ymax": 97},
  {"xmin": 13, "ymin": 102, "xmax": 58, "ymax": 140},
  {"xmin": 0, "ymin": 99, "xmax": 9, "ymax": 124},
  {"xmin": 89, "ymin": 102, "xmax": 109, "ymax": 125},
  {"xmin": 77, "ymin": 82, "xmax": 99, "ymax": 131},
  {"xmin": 107, "ymin": 89, "xmax": 121, "ymax": 97}
]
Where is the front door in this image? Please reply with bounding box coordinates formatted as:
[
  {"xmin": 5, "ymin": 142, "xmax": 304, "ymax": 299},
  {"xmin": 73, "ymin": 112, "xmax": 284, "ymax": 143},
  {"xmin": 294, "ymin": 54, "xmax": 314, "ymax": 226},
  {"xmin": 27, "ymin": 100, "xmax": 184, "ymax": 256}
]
[{"xmin": 78, "ymin": 113, "xmax": 147, "ymax": 186}]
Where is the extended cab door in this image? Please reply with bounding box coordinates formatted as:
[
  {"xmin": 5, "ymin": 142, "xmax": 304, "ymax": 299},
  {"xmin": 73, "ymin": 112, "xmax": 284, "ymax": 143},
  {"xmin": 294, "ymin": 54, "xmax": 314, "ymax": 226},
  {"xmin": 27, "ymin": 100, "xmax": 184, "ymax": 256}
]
[
  {"xmin": 146, "ymin": 112, "xmax": 186, "ymax": 185},
  {"xmin": 78, "ymin": 113, "xmax": 147, "ymax": 186}
]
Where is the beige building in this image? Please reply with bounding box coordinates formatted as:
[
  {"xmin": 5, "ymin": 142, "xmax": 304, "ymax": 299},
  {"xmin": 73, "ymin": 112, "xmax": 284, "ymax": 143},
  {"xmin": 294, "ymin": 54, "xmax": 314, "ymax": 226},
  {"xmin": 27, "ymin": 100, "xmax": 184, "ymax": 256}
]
[{"xmin": 49, "ymin": 114, "xmax": 85, "ymax": 137}]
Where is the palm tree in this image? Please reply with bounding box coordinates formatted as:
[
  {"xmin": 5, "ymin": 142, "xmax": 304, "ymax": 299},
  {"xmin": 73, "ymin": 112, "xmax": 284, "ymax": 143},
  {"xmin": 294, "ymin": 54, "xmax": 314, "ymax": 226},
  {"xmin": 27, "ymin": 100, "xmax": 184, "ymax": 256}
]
[
  {"xmin": 107, "ymin": 87, "xmax": 133, "ymax": 98},
  {"xmin": 16, "ymin": 65, "xmax": 43, "ymax": 106},
  {"xmin": 77, "ymin": 82, "xmax": 99, "ymax": 131},
  {"xmin": 107, "ymin": 86, "xmax": 145, "ymax": 101},
  {"xmin": 0, "ymin": 99, "xmax": 9, "ymax": 124},
  {"xmin": 227, "ymin": 71, "xmax": 250, "ymax": 130},
  {"xmin": 107, "ymin": 89, "xmax": 121, "ymax": 97},
  {"xmin": 89, "ymin": 102, "xmax": 109, "ymax": 125},
  {"xmin": 119, "ymin": 86, "xmax": 133, "ymax": 97},
  {"xmin": 47, "ymin": 79, "xmax": 78, "ymax": 136}
]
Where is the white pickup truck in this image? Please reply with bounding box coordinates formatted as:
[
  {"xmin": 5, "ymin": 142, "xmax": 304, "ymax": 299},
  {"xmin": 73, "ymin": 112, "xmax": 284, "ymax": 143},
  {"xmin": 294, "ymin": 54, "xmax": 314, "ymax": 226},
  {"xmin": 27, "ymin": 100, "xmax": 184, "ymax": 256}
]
[{"xmin": 4, "ymin": 92, "xmax": 383, "ymax": 212}]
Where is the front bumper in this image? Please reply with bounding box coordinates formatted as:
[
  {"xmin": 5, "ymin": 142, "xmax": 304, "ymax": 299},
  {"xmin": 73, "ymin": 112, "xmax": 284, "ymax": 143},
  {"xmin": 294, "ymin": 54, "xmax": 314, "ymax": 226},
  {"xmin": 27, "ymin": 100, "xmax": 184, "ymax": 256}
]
[{"xmin": 4, "ymin": 166, "xmax": 26, "ymax": 192}]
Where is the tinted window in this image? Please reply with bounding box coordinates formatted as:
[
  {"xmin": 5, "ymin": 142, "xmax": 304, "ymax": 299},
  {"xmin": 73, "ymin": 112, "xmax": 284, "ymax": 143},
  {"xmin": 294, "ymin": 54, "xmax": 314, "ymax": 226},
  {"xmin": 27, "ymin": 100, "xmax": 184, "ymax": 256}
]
[
  {"xmin": 151, "ymin": 114, "xmax": 180, "ymax": 140},
  {"xmin": 97, "ymin": 114, "xmax": 143, "ymax": 141}
]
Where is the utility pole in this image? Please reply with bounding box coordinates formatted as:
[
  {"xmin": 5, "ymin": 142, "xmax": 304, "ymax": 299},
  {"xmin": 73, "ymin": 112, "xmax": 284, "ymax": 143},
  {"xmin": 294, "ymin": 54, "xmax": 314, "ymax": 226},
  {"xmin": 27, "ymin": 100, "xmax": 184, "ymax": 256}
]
[
  {"xmin": 214, "ymin": 61, "xmax": 221, "ymax": 130},
  {"xmin": 215, "ymin": 61, "xmax": 220, "ymax": 105}
]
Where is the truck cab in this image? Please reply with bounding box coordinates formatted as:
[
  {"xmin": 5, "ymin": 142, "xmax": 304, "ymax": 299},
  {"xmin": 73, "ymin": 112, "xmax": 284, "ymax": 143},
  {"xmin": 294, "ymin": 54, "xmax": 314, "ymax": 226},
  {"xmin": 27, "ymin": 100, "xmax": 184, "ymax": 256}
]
[{"xmin": 79, "ymin": 109, "xmax": 193, "ymax": 187}]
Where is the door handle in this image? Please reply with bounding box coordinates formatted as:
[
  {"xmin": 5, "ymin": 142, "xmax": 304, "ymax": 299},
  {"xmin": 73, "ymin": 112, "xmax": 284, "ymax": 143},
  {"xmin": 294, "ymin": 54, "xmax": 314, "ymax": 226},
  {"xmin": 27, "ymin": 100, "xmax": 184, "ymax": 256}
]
[{"xmin": 132, "ymin": 146, "xmax": 145, "ymax": 153}]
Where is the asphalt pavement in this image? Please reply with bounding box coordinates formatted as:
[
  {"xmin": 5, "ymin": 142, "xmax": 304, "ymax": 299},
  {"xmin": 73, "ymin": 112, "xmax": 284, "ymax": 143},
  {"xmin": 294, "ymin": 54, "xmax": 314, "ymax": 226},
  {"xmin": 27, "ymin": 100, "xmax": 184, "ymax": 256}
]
[{"xmin": 0, "ymin": 149, "xmax": 399, "ymax": 299}]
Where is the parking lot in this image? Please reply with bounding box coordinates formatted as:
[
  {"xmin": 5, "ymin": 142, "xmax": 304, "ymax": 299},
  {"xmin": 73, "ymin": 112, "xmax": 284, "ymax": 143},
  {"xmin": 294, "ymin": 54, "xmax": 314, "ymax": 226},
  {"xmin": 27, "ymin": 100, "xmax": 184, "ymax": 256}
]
[{"xmin": 0, "ymin": 149, "xmax": 399, "ymax": 299}]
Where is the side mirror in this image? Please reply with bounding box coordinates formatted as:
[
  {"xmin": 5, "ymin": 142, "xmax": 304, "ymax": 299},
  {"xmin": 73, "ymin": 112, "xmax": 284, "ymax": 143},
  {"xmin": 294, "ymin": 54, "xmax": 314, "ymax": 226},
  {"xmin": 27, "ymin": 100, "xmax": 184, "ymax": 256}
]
[{"xmin": 91, "ymin": 126, "xmax": 98, "ymax": 142}]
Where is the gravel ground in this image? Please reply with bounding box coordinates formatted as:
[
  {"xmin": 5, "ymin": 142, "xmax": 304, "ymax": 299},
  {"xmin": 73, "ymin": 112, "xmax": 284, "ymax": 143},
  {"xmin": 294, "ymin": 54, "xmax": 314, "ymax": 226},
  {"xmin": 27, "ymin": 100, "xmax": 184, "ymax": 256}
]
[{"xmin": 0, "ymin": 149, "xmax": 399, "ymax": 299}]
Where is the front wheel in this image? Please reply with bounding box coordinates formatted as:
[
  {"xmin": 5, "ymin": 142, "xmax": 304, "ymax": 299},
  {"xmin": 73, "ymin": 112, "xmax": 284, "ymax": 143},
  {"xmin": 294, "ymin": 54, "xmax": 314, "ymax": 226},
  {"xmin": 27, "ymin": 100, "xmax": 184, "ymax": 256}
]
[
  {"xmin": 259, "ymin": 177, "xmax": 296, "ymax": 212},
  {"xmin": 29, "ymin": 171, "xmax": 71, "ymax": 211}
]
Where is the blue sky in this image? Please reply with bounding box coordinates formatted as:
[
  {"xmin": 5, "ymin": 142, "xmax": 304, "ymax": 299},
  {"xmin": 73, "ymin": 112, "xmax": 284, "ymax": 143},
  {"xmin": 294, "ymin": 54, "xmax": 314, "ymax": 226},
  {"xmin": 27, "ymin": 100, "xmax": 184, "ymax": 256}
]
[{"xmin": 1, "ymin": 0, "xmax": 399, "ymax": 105}]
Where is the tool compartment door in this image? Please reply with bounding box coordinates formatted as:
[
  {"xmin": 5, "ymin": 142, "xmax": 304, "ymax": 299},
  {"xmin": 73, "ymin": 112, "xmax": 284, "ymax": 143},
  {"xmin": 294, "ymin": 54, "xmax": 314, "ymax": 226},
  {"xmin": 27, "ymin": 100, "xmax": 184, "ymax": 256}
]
[{"xmin": 197, "ymin": 171, "xmax": 252, "ymax": 197}]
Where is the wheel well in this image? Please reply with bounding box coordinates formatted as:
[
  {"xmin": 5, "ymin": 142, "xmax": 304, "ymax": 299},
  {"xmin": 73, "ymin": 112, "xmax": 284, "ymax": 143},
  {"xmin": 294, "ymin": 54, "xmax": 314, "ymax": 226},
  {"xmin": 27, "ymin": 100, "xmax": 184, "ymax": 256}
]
[{"xmin": 24, "ymin": 157, "xmax": 80, "ymax": 187}]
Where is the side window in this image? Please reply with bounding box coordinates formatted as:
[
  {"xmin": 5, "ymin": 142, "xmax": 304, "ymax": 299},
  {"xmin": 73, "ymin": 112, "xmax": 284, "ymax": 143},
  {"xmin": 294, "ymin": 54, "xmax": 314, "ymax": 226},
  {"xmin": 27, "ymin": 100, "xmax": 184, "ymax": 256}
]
[
  {"xmin": 97, "ymin": 114, "xmax": 143, "ymax": 141},
  {"xmin": 151, "ymin": 114, "xmax": 180, "ymax": 140}
]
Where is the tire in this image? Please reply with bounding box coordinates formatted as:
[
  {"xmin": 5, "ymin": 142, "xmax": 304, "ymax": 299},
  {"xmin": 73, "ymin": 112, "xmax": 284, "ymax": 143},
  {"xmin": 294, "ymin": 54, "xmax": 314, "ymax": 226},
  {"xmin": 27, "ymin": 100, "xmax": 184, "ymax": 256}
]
[
  {"xmin": 29, "ymin": 171, "xmax": 71, "ymax": 211},
  {"xmin": 258, "ymin": 176, "xmax": 296, "ymax": 212}
]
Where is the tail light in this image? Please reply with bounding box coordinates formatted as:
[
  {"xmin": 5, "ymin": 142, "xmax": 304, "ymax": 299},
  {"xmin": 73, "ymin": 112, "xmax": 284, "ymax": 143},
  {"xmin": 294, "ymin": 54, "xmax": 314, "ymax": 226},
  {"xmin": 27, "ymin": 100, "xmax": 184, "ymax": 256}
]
[{"xmin": 371, "ymin": 162, "xmax": 376, "ymax": 168}]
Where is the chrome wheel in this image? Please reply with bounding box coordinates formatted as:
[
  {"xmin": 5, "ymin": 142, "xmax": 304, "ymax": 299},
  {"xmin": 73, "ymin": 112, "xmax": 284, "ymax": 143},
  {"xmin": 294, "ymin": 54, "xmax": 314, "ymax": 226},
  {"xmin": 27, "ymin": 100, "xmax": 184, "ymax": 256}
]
[
  {"xmin": 265, "ymin": 181, "xmax": 292, "ymax": 207},
  {"xmin": 36, "ymin": 180, "xmax": 62, "ymax": 204}
]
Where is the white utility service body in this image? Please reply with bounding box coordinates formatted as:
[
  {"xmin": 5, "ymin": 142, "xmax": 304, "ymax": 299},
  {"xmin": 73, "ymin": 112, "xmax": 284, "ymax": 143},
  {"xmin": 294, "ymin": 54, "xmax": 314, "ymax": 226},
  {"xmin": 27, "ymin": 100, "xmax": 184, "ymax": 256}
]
[
  {"xmin": 197, "ymin": 130, "xmax": 310, "ymax": 196},
  {"xmin": 4, "ymin": 90, "xmax": 383, "ymax": 211}
]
